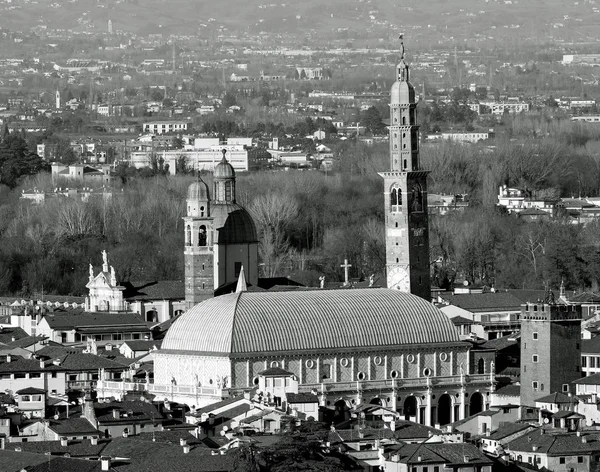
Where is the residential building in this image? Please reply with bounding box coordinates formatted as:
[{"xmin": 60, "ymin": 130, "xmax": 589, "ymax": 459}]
[
  {"xmin": 506, "ymin": 429, "xmax": 600, "ymax": 472},
  {"xmin": 0, "ymin": 356, "xmax": 67, "ymax": 395},
  {"xmin": 382, "ymin": 442, "xmax": 493, "ymax": 472}
]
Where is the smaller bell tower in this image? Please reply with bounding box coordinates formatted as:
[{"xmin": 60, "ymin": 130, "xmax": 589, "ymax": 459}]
[{"xmin": 183, "ymin": 179, "xmax": 215, "ymax": 308}]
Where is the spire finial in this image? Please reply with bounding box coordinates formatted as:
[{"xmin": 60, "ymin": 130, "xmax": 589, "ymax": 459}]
[
  {"xmin": 221, "ymin": 148, "xmax": 227, "ymax": 162},
  {"xmin": 235, "ymin": 265, "xmax": 247, "ymax": 293}
]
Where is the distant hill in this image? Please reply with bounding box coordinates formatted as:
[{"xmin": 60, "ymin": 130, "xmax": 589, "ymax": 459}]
[{"xmin": 0, "ymin": 0, "xmax": 598, "ymax": 42}]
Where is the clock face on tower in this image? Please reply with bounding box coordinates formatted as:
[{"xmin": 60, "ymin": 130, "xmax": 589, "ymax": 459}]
[{"xmin": 388, "ymin": 266, "xmax": 410, "ymax": 292}]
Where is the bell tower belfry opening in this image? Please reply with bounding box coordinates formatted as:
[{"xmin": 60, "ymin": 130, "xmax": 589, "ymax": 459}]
[{"xmin": 379, "ymin": 36, "xmax": 431, "ymax": 301}]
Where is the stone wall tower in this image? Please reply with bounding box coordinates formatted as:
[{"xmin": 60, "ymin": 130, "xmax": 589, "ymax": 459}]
[
  {"xmin": 183, "ymin": 179, "xmax": 215, "ymax": 308},
  {"xmin": 379, "ymin": 40, "xmax": 431, "ymax": 301},
  {"xmin": 520, "ymin": 301, "xmax": 582, "ymax": 407}
]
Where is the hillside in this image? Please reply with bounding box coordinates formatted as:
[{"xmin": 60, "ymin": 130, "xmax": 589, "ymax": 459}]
[{"xmin": 0, "ymin": 0, "xmax": 599, "ymax": 42}]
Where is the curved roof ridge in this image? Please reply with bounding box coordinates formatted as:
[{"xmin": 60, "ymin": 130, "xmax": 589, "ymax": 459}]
[{"xmin": 164, "ymin": 288, "xmax": 459, "ymax": 355}]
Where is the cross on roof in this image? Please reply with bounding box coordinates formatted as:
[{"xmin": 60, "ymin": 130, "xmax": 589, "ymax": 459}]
[{"xmin": 341, "ymin": 259, "xmax": 352, "ymax": 286}]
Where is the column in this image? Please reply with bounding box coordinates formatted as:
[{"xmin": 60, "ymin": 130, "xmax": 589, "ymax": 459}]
[
  {"xmin": 460, "ymin": 386, "xmax": 467, "ymax": 420},
  {"xmin": 425, "ymin": 387, "xmax": 432, "ymax": 427},
  {"xmin": 390, "ymin": 378, "xmax": 398, "ymax": 411},
  {"xmin": 334, "ymin": 357, "xmax": 338, "ymax": 382},
  {"xmin": 356, "ymin": 380, "xmax": 363, "ymax": 406}
]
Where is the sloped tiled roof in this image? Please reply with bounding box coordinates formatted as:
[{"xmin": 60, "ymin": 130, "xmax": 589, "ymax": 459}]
[
  {"xmin": 100, "ymin": 437, "xmax": 234, "ymax": 472},
  {"xmin": 0, "ymin": 357, "xmax": 65, "ymax": 373},
  {"xmin": 441, "ymin": 292, "xmax": 524, "ymax": 313},
  {"xmin": 494, "ymin": 384, "xmax": 521, "ymax": 396},
  {"xmin": 47, "ymin": 417, "xmax": 99, "ymax": 435},
  {"xmin": 507, "ymin": 429, "xmax": 600, "ymax": 454},
  {"xmin": 583, "ymin": 337, "xmax": 600, "ymax": 355},
  {"xmin": 486, "ymin": 422, "xmax": 535, "ymax": 441},
  {"xmin": 0, "ymin": 326, "xmax": 28, "ymax": 344},
  {"xmin": 122, "ymin": 281, "xmax": 185, "ymax": 301},
  {"xmin": 0, "ymin": 449, "xmax": 51, "ymax": 471},
  {"xmin": 3, "ymin": 335, "xmax": 48, "ymax": 349},
  {"xmin": 385, "ymin": 442, "xmax": 492, "ymax": 465},
  {"xmin": 574, "ymin": 373, "xmax": 600, "ymax": 385},
  {"xmin": 481, "ymin": 335, "xmax": 519, "ymax": 351},
  {"xmin": 42, "ymin": 312, "xmax": 149, "ymax": 330},
  {"xmin": 257, "ymin": 366, "xmax": 294, "ymax": 377},
  {"xmin": 94, "ymin": 401, "xmax": 162, "ymax": 424},
  {"xmin": 5, "ymin": 438, "xmax": 107, "ymax": 457},
  {"xmin": 286, "ymin": 393, "xmax": 319, "ymax": 404},
  {"xmin": 193, "ymin": 396, "xmax": 246, "ymax": 416},
  {"xmin": 450, "ymin": 316, "xmax": 473, "ymax": 326},
  {"xmin": 535, "ymin": 392, "xmax": 576, "ymax": 404},
  {"xmin": 163, "ymin": 289, "xmax": 461, "ymax": 355}
]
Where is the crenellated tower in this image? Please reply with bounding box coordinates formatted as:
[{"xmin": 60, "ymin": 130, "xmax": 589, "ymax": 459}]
[{"xmin": 379, "ymin": 38, "xmax": 431, "ymax": 301}]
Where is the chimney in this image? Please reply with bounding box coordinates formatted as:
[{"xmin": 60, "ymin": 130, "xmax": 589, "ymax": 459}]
[
  {"xmin": 417, "ymin": 456, "xmax": 422, "ymax": 462},
  {"xmin": 60, "ymin": 437, "xmax": 68, "ymax": 447},
  {"xmin": 219, "ymin": 450, "xmax": 226, "ymax": 455},
  {"xmin": 0, "ymin": 436, "xmax": 5, "ymax": 449},
  {"xmin": 6, "ymin": 354, "xmax": 11, "ymax": 363},
  {"xmin": 532, "ymin": 446, "xmax": 538, "ymax": 452},
  {"xmin": 577, "ymin": 431, "xmax": 582, "ymax": 437},
  {"xmin": 91, "ymin": 437, "xmax": 98, "ymax": 446},
  {"xmin": 113, "ymin": 409, "xmax": 120, "ymax": 420},
  {"xmin": 122, "ymin": 430, "xmax": 128, "ymax": 438},
  {"xmin": 183, "ymin": 445, "xmax": 190, "ymax": 454},
  {"xmin": 179, "ymin": 438, "xmax": 187, "ymax": 446},
  {"xmin": 39, "ymin": 359, "xmax": 45, "ymax": 369},
  {"xmin": 100, "ymin": 456, "xmax": 111, "ymax": 471},
  {"xmin": 583, "ymin": 437, "xmax": 588, "ymax": 444}
]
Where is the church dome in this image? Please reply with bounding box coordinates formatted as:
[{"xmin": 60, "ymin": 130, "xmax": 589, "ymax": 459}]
[
  {"xmin": 214, "ymin": 157, "xmax": 235, "ymax": 179},
  {"xmin": 161, "ymin": 288, "xmax": 460, "ymax": 355},
  {"xmin": 187, "ymin": 180, "xmax": 210, "ymax": 201},
  {"xmin": 211, "ymin": 204, "xmax": 258, "ymax": 244}
]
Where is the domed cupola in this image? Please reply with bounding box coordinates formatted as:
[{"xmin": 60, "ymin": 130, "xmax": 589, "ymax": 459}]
[
  {"xmin": 390, "ymin": 60, "xmax": 415, "ymax": 105},
  {"xmin": 186, "ymin": 178, "xmax": 210, "ymax": 217},
  {"xmin": 214, "ymin": 149, "xmax": 236, "ymax": 203},
  {"xmin": 214, "ymin": 149, "xmax": 236, "ymax": 179}
]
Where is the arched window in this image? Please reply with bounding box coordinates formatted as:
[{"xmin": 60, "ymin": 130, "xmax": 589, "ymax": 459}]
[
  {"xmin": 411, "ymin": 185, "xmax": 424, "ymax": 212},
  {"xmin": 186, "ymin": 225, "xmax": 191, "ymax": 246},
  {"xmin": 402, "ymin": 116, "xmax": 406, "ymax": 125},
  {"xmin": 478, "ymin": 358, "xmax": 485, "ymax": 374},
  {"xmin": 200, "ymin": 206, "xmax": 205, "ymax": 217},
  {"xmin": 198, "ymin": 225, "xmax": 207, "ymax": 246},
  {"xmin": 225, "ymin": 182, "xmax": 233, "ymax": 202},
  {"xmin": 390, "ymin": 186, "xmax": 402, "ymax": 212}
]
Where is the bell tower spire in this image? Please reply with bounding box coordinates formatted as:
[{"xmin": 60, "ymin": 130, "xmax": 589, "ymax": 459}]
[{"xmin": 379, "ymin": 35, "xmax": 431, "ymax": 301}]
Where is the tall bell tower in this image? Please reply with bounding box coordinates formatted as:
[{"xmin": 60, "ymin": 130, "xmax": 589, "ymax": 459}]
[
  {"xmin": 380, "ymin": 37, "xmax": 431, "ymax": 301},
  {"xmin": 183, "ymin": 179, "xmax": 215, "ymax": 308}
]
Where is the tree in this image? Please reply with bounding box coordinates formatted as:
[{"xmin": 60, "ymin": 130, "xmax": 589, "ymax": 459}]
[
  {"xmin": 249, "ymin": 191, "xmax": 299, "ymax": 277},
  {"xmin": 360, "ymin": 106, "xmax": 385, "ymax": 135}
]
